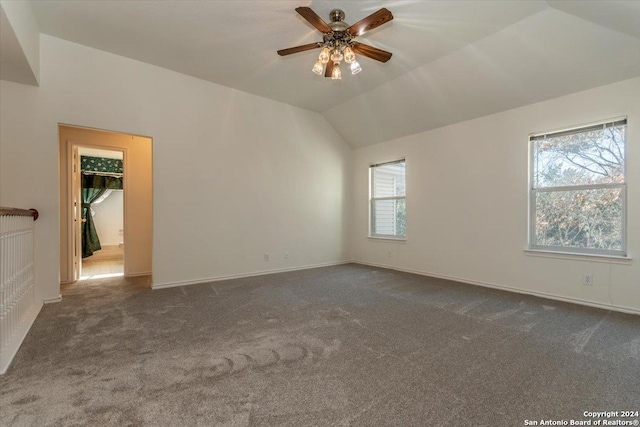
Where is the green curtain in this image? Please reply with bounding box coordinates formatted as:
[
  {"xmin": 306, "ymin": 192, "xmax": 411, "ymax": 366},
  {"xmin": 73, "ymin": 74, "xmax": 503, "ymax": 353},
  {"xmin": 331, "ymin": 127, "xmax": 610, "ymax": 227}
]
[
  {"xmin": 79, "ymin": 164, "xmax": 122, "ymax": 257},
  {"xmin": 81, "ymin": 188, "xmax": 106, "ymax": 258},
  {"xmin": 82, "ymin": 174, "xmax": 123, "ymax": 190}
]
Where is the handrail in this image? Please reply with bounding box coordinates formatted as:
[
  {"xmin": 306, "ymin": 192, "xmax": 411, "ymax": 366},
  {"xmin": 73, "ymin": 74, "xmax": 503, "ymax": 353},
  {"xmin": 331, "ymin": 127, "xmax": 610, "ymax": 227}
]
[{"xmin": 0, "ymin": 207, "xmax": 39, "ymax": 221}]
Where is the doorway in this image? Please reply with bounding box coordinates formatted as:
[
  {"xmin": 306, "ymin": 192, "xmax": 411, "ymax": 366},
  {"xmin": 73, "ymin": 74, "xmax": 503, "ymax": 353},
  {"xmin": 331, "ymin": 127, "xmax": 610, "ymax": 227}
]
[
  {"xmin": 59, "ymin": 125, "xmax": 153, "ymax": 285},
  {"xmin": 77, "ymin": 147, "xmax": 125, "ymax": 280}
]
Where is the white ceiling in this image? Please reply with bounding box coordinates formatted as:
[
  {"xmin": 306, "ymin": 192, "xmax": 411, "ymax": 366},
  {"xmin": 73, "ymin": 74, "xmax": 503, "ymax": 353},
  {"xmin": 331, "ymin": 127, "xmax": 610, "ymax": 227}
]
[
  {"xmin": 326, "ymin": 7, "xmax": 640, "ymax": 147},
  {"xmin": 26, "ymin": 1, "xmax": 640, "ymax": 147}
]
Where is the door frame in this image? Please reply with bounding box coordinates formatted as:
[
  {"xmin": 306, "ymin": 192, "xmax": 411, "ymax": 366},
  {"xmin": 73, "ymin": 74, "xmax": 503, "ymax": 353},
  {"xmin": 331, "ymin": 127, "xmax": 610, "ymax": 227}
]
[{"xmin": 66, "ymin": 140, "xmax": 128, "ymax": 282}]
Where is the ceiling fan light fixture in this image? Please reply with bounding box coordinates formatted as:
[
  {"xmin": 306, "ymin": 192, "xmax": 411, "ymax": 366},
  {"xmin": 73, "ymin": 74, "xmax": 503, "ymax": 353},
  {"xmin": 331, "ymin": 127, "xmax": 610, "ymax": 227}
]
[
  {"xmin": 277, "ymin": 7, "xmax": 393, "ymax": 81},
  {"xmin": 319, "ymin": 47, "xmax": 330, "ymax": 64},
  {"xmin": 344, "ymin": 46, "xmax": 356, "ymax": 64},
  {"xmin": 350, "ymin": 61, "xmax": 362, "ymax": 75},
  {"xmin": 331, "ymin": 62, "xmax": 342, "ymax": 80},
  {"xmin": 312, "ymin": 61, "xmax": 324, "ymax": 75}
]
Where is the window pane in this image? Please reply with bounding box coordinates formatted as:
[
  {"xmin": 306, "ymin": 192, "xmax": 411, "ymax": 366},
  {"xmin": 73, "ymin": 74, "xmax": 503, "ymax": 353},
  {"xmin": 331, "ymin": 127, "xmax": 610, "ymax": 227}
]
[
  {"xmin": 395, "ymin": 199, "xmax": 406, "ymax": 236},
  {"xmin": 535, "ymin": 187, "xmax": 623, "ymax": 251},
  {"xmin": 373, "ymin": 199, "xmax": 406, "ymax": 237},
  {"xmin": 373, "ymin": 162, "xmax": 405, "ymax": 198},
  {"xmin": 533, "ymin": 124, "xmax": 625, "ymax": 188}
]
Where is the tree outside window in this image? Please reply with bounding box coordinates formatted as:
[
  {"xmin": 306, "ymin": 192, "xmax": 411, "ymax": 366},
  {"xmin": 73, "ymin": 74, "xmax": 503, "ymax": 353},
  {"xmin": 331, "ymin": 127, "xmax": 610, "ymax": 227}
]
[{"xmin": 530, "ymin": 119, "xmax": 626, "ymax": 256}]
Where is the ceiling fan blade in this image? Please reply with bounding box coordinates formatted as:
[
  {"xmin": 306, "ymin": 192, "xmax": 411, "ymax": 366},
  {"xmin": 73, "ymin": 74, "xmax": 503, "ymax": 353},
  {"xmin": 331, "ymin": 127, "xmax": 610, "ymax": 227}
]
[
  {"xmin": 277, "ymin": 43, "xmax": 322, "ymax": 56},
  {"xmin": 295, "ymin": 7, "xmax": 332, "ymax": 33},
  {"xmin": 325, "ymin": 60, "xmax": 334, "ymax": 78},
  {"xmin": 347, "ymin": 8, "xmax": 394, "ymax": 38},
  {"xmin": 352, "ymin": 42, "xmax": 392, "ymax": 63}
]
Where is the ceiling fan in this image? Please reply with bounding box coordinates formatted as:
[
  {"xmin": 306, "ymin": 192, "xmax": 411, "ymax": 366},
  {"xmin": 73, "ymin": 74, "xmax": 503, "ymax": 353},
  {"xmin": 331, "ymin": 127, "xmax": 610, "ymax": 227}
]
[{"xmin": 277, "ymin": 7, "xmax": 394, "ymax": 79}]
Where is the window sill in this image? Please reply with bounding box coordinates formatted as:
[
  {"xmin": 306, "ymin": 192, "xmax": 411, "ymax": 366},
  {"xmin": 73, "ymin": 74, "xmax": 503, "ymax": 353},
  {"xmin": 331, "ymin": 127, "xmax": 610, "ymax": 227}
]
[
  {"xmin": 367, "ymin": 236, "xmax": 407, "ymax": 242},
  {"xmin": 524, "ymin": 249, "xmax": 632, "ymax": 264}
]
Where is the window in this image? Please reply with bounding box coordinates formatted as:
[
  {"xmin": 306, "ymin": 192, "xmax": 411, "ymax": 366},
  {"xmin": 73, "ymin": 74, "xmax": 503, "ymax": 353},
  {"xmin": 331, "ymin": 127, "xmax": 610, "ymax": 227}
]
[
  {"xmin": 529, "ymin": 119, "xmax": 627, "ymax": 256},
  {"xmin": 370, "ymin": 159, "xmax": 406, "ymax": 239}
]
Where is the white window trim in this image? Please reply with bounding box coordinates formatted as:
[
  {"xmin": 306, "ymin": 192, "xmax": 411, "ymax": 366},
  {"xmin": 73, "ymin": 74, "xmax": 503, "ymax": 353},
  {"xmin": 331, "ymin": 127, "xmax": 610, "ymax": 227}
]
[
  {"xmin": 369, "ymin": 159, "xmax": 406, "ymax": 240},
  {"xmin": 524, "ymin": 249, "xmax": 632, "ymax": 264},
  {"xmin": 527, "ymin": 117, "xmax": 628, "ymax": 258},
  {"xmin": 367, "ymin": 236, "xmax": 407, "ymax": 242}
]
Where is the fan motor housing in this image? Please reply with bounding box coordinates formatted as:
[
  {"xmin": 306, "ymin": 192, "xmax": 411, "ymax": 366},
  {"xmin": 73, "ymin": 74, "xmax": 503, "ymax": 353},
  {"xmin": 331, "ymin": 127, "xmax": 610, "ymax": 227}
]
[
  {"xmin": 329, "ymin": 9, "xmax": 345, "ymax": 22},
  {"xmin": 328, "ymin": 9, "xmax": 349, "ymax": 31}
]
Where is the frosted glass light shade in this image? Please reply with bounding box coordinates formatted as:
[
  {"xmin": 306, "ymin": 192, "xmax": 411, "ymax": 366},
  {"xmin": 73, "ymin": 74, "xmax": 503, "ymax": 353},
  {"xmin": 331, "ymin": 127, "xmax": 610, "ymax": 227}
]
[
  {"xmin": 319, "ymin": 47, "xmax": 330, "ymax": 64},
  {"xmin": 350, "ymin": 61, "xmax": 362, "ymax": 75},
  {"xmin": 331, "ymin": 63, "xmax": 342, "ymax": 80},
  {"xmin": 344, "ymin": 46, "xmax": 356, "ymax": 64},
  {"xmin": 312, "ymin": 61, "xmax": 324, "ymax": 75}
]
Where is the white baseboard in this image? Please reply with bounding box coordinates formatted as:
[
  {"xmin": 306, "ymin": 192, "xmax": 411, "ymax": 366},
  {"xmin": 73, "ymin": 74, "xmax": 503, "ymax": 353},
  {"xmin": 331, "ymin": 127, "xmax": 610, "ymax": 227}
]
[
  {"xmin": 125, "ymin": 271, "xmax": 152, "ymax": 278},
  {"xmin": 152, "ymin": 261, "xmax": 351, "ymax": 290},
  {"xmin": 352, "ymin": 260, "xmax": 640, "ymax": 316},
  {"xmin": 0, "ymin": 302, "xmax": 43, "ymax": 375},
  {"xmin": 43, "ymin": 295, "xmax": 62, "ymax": 304}
]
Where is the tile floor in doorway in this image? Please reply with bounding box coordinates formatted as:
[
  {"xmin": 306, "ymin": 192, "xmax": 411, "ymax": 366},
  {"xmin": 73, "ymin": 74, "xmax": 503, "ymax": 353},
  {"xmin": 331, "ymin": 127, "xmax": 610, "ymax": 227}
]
[{"xmin": 81, "ymin": 258, "xmax": 123, "ymax": 279}]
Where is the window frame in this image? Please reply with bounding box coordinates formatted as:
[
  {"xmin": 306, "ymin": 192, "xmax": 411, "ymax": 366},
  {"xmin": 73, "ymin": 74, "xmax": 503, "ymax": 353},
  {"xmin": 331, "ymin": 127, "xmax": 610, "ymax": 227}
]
[
  {"xmin": 528, "ymin": 118, "xmax": 627, "ymax": 257},
  {"xmin": 369, "ymin": 159, "xmax": 406, "ymax": 240}
]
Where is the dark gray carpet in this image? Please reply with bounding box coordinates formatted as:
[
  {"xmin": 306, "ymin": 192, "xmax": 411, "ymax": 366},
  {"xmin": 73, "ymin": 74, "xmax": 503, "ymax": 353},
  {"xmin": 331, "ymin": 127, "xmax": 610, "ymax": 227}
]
[{"xmin": 1, "ymin": 264, "xmax": 639, "ymax": 426}]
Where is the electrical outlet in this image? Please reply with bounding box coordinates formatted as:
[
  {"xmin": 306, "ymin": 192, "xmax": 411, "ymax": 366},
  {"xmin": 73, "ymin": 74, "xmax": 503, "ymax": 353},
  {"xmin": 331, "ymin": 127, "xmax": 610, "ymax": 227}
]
[
  {"xmin": 387, "ymin": 251, "xmax": 392, "ymax": 258},
  {"xmin": 264, "ymin": 254, "xmax": 269, "ymax": 262},
  {"xmin": 583, "ymin": 274, "xmax": 593, "ymax": 286},
  {"xmin": 284, "ymin": 252, "xmax": 289, "ymax": 260}
]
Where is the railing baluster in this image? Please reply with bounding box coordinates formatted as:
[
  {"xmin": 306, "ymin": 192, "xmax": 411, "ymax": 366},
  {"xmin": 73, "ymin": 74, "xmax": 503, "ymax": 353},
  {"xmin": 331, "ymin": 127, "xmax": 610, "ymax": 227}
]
[{"xmin": 0, "ymin": 208, "xmax": 38, "ymax": 373}]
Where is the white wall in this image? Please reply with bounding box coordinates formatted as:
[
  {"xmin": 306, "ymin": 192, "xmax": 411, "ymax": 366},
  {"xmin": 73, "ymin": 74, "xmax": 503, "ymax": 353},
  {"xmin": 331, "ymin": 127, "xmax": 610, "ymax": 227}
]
[
  {"xmin": 1, "ymin": 33, "xmax": 634, "ymax": 312},
  {"xmin": 92, "ymin": 191, "xmax": 123, "ymax": 246},
  {"xmin": 0, "ymin": 0, "xmax": 39, "ymax": 85},
  {"xmin": 0, "ymin": 35, "xmax": 351, "ymax": 301},
  {"xmin": 351, "ymin": 77, "xmax": 640, "ymax": 313}
]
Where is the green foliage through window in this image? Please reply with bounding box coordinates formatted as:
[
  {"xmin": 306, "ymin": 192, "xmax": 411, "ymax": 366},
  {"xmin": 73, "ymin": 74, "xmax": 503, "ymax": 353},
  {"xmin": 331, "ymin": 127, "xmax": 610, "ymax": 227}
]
[{"xmin": 530, "ymin": 120, "xmax": 626, "ymax": 255}]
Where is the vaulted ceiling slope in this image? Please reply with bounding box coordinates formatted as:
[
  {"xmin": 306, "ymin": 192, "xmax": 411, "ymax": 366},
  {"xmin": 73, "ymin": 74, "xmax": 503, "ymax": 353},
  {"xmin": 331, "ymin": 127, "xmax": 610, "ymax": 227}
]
[
  {"xmin": 18, "ymin": 1, "xmax": 640, "ymax": 147},
  {"xmin": 0, "ymin": 0, "xmax": 39, "ymax": 85},
  {"xmin": 325, "ymin": 6, "xmax": 640, "ymax": 147}
]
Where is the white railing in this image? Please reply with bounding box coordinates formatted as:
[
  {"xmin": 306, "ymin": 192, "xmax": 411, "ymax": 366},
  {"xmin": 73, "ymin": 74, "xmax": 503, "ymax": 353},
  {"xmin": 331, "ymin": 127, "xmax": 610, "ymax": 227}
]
[{"xmin": 0, "ymin": 208, "xmax": 40, "ymax": 374}]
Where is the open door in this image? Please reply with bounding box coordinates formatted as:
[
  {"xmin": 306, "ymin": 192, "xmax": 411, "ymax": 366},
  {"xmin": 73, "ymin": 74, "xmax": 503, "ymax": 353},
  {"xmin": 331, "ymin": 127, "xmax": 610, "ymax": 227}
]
[{"xmin": 72, "ymin": 146, "xmax": 82, "ymax": 281}]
